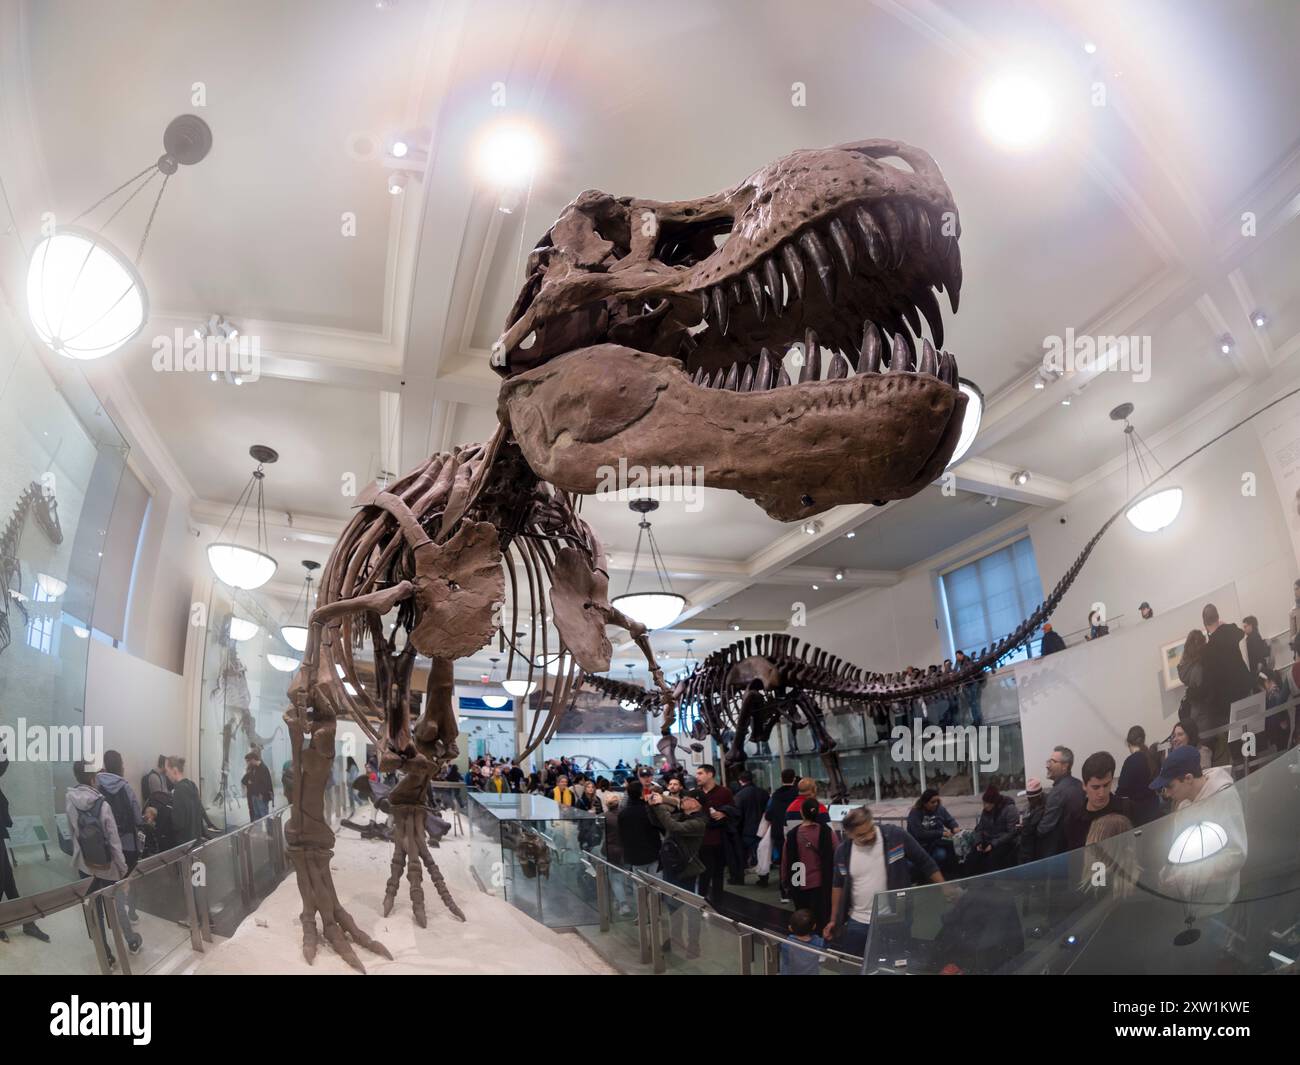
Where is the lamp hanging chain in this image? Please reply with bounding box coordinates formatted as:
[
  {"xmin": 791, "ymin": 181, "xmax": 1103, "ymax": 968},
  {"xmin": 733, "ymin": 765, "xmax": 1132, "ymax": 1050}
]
[
  {"xmin": 646, "ymin": 522, "xmax": 675, "ymax": 594},
  {"xmin": 71, "ymin": 164, "xmax": 159, "ymax": 227},
  {"xmin": 622, "ymin": 519, "xmax": 648, "ymax": 596},
  {"xmin": 134, "ymin": 172, "xmax": 172, "ymax": 264},
  {"xmin": 213, "ymin": 468, "xmax": 260, "ymax": 543}
]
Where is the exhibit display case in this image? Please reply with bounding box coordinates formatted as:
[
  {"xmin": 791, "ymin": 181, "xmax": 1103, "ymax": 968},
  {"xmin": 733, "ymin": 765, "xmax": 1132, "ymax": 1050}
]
[
  {"xmin": 0, "ymin": 311, "xmax": 127, "ymax": 894},
  {"xmin": 467, "ymin": 792, "xmax": 605, "ymax": 927}
]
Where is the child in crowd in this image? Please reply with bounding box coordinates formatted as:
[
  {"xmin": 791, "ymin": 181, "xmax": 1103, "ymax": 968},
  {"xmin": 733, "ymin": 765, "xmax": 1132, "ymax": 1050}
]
[{"xmin": 780, "ymin": 908, "xmax": 826, "ymax": 975}]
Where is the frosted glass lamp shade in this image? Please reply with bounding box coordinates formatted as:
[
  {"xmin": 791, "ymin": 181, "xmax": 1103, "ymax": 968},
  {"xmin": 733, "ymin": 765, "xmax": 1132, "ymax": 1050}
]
[
  {"xmin": 481, "ymin": 694, "xmax": 511, "ymax": 709},
  {"xmin": 611, "ymin": 592, "xmax": 685, "ymax": 630},
  {"xmin": 266, "ymin": 654, "xmax": 300, "ymax": 673},
  {"xmin": 1126, "ymin": 487, "xmax": 1182, "ymax": 533},
  {"xmin": 280, "ymin": 624, "xmax": 308, "ymax": 652},
  {"xmin": 228, "ymin": 616, "xmax": 259, "ymax": 641},
  {"xmin": 208, "ymin": 543, "xmax": 277, "ymax": 590},
  {"xmin": 27, "ymin": 228, "xmax": 148, "ymax": 360},
  {"xmin": 502, "ymin": 679, "xmax": 537, "ymax": 697},
  {"xmin": 1168, "ymin": 821, "xmax": 1227, "ymax": 864}
]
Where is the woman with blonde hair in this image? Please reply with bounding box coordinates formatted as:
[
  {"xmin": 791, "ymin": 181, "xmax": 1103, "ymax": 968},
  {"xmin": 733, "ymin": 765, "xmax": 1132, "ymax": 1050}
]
[{"xmin": 1077, "ymin": 813, "xmax": 1140, "ymax": 900}]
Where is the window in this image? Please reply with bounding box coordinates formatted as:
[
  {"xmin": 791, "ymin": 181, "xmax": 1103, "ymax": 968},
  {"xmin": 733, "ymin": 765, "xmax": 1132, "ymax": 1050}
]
[
  {"xmin": 25, "ymin": 579, "xmax": 59, "ymax": 654},
  {"xmin": 941, "ymin": 536, "xmax": 1044, "ymax": 664}
]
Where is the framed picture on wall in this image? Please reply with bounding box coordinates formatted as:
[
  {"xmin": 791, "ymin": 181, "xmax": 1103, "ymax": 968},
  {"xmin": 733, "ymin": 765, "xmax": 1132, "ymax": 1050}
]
[{"xmin": 1160, "ymin": 638, "xmax": 1186, "ymax": 690}]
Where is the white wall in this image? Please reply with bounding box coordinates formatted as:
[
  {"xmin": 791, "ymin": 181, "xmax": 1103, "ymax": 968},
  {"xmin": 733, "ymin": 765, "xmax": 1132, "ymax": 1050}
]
[{"xmin": 83, "ymin": 639, "xmax": 188, "ymax": 789}]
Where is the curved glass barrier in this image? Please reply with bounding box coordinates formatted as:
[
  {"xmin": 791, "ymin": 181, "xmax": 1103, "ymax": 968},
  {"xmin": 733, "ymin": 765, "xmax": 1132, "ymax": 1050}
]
[{"xmin": 862, "ymin": 748, "xmax": 1300, "ymax": 974}]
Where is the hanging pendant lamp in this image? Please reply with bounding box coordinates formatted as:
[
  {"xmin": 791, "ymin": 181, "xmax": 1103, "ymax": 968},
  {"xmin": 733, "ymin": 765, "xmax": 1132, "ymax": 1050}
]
[
  {"xmin": 207, "ymin": 445, "xmax": 279, "ymax": 590},
  {"xmin": 610, "ymin": 499, "xmax": 685, "ymax": 630},
  {"xmin": 279, "ymin": 560, "xmax": 319, "ymax": 652},
  {"xmin": 481, "ymin": 657, "xmax": 512, "ymax": 709},
  {"xmin": 1110, "ymin": 403, "xmax": 1183, "ymax": 533},
  {"xmin": 27, "ymin": 115, "xmax": 212, "ymax": 361}
]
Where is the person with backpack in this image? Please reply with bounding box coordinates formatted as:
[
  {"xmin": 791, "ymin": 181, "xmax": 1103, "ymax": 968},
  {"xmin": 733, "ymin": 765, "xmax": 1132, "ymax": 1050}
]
[
  {"xmin": 97, "ymin": 750, "xmax": 143, "ymax": 919},
  {"xmin": 166, "ymin": 756, "xmax": 205, "ymax": 844},
  {"xmin": 66, "ymin": 760, "xmax": 140, "ymax": 966},
  {"xmin": 141, "ymin": 755, "xmax": 170, "ymax": 803}
]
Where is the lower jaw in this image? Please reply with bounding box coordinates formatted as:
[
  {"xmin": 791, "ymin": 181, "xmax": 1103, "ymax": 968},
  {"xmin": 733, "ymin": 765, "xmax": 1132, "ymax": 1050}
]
[{"xmin": 500, "ymin": 344, "xmax": 966, "ymax": 522}]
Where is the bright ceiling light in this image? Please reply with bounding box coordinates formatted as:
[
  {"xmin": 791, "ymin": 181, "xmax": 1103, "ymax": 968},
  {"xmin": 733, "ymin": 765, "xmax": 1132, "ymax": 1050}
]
[
  {"xmin": 946, "ymin": 378, "xmax": 984, "ymax": 467},
  {"xmin": 1251, "ymin": 310, "xmax": 1267, "ymax": 328},
  {"xmin": 388, "ymin": 172, "xmax": 407, "ymax": 195},
  {"xmin": 1126, "ymin": 486, "xmax": 1183, "ymax": 533},
  {"xmin": 1167, "ymin": 820, "xmax": 1227, "ymax": 864},
  {"xmin": 502, "ymin": 679, "xmax": 537, "ymax": 697},
  {"xmin": 612, "ymin": 591, "xmax": 685, "ymax": 630},
  {"xmin": 391, "ymin": 139, "xmax": 409, "ymax": 158},
  {"xmin": 476, "ymin": 121, "xmax": 541, "ymax": 188},
  {"xmin": 1083, "ymin": 41, "xmax": 1097, "ymax": 55},
  {"xmin": 35, "ymin": 573, "xmax": 67, "ymax": 598},
  {"xmin": 228, "ymin": 616, "xmax": 259, "ymax": 641},
  {"xmin": 208, "ymin": 544, "xmax": 277, "ymax": 591},
  {"xmin": 266, "ymin": 654, "xmax": 300, "ymax": 673},
  {"xmin": 1011, "ymin": 470, "xmax": 1031, "ymax": 486},
  {"xmin": 27, "ymin": 229, "xmax": 147, "ymax": 360},
  {"xmin": 978, "ymin": 71, "xmax": 1055, "ymax": 151},
  {"xmin": 481, "ymin": 694, "xmax": 511, "ymax": 709},
  {"xmin": 1218, "ymin": 335, "xmax": 1234, "ymax": 355},
  {"xmin": 281, "ymin": 625, "xmax": 308, "ymax": 652}
]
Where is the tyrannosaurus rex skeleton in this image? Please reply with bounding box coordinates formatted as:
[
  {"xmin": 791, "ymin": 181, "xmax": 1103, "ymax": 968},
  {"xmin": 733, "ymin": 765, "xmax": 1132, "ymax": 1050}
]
[{"xmin": 285, "ymin": 138, "xmax": 968, "ymax": 970}]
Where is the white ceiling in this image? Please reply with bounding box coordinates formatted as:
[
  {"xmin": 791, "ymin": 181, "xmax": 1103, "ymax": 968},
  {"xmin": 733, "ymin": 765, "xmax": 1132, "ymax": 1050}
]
[{"xmin": 4, "ymin": 0, "xmax": 1300, "ymax": 680}]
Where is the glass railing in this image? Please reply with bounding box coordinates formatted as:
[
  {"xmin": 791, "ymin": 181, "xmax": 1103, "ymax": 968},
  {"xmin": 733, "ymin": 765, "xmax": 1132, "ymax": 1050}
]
[
  {"xmin": 0, "ymin": 806, "xmax": 291, "ymax": 974},
  {"xmin": 861, "ymin": 746, "xmax": 1300, "ymax": 974}
]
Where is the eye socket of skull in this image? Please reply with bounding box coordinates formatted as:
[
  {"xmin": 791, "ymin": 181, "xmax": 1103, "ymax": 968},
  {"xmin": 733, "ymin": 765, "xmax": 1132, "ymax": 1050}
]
[{"xmin": 653, "ymin": 216, "xmax": 734, "ymax": 268}]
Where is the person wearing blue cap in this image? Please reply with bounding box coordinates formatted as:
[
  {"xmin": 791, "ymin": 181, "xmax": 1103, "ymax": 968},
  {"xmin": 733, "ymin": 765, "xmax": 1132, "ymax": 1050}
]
[{"xmin": 1150, "ymin": 745, "xmax": 1246, "ymax": 919}]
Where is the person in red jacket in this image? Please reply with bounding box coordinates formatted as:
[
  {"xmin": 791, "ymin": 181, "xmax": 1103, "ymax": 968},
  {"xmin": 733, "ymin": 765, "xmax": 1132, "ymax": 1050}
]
[{"xmin": 693, "ymin": 765, "xmax": 738, "ymax": 906}]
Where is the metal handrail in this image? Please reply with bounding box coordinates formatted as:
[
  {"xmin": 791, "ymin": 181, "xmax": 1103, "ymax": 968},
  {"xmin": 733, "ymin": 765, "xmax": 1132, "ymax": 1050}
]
[
  {"xmin": 581, "ymin": 849, "xmax": 860, "ymax": 967},
  {"xmin": 0, "ymin": 804, "xmax": 291, "ymax": 944}
]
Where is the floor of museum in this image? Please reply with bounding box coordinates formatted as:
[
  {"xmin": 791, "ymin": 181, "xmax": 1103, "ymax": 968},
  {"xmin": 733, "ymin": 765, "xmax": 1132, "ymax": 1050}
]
[{"xmin": 2, "ymin": 0, "xmax": 1300, "ymax": 988}]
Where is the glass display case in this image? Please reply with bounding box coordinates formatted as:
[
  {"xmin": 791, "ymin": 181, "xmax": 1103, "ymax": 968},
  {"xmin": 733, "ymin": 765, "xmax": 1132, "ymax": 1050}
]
[
  {"xmin": 0, "ymin": 317, "xmax": 127, "ymax": 894},
  {"xmin": 467, "ymin": 792, "xmax": 605, "ymax": 927}
]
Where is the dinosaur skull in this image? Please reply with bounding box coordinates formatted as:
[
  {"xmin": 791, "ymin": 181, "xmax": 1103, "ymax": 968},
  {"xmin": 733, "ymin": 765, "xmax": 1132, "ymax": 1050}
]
[{"xmin": 496, "ymin": 139, "xmax": 967, "ymax": 521}]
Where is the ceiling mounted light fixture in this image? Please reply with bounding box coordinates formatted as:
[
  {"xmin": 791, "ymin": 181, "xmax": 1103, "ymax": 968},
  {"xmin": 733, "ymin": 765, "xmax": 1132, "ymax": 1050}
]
[
  {"xmin": 26, "ymin": 114, "xmax": 211, "ymax": 361},
  {"xmin": 476, "ymin": 119, "xmax": 541, "ymax": 189},
  {"xmin": 1110, "ymin": 402, "xmax": 1183, "ymax": 533},
  {"xmin": 266, "ymin": 653, "xmax": 300, "ymax": 673},
  {"xmin": 279, "ymin": 559, "xmax": 319, "ymax": 652},
  {"xmin": 1250, "ymin": 310, "xmax": 1267, "ymax": 328},
  {"xmin": 207, "ymin": 445, "xmax": 280, "ymax": 590},
  {"xmin": 228, "ymin": 615, "xmax": 259, "ymax": 642},
  {"xmin": 946, "ymin": 378, "xmax": 984, "ymax": 467},
  {"xmin": 1011, "ymin": 469, "xmax": 1031, "ymax": 486},
  {"xmin": 610, "ymin": 499, "xmax": 686, "ymax": 630},
  {"xmin": 978, "ymin": 70, "xmax": 1055, "ymax": 151},
  {"xmin": 1218, "ymin": 335, "xmax": 1234, "ymax": 356},
  {"xmin": 481, "ymin": 658, "xmax": 511, "ymax": 709}
]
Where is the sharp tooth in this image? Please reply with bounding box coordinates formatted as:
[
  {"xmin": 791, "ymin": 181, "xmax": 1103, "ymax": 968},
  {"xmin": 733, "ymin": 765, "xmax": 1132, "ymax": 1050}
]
[
  {"xmin": 914, "ymin": 288, "xmax": 943, "ymax": 348},
  {"xmin": 828, "ymin": 217, "xmax": 856, "ymax": 276},
  {"xmin": 946, "ymin": 243, "xmax": 962, "ymax": 313},
  {"xmin": 779, "ymin": 243, "xmax": 806, "ymax": 302},
  {"xmin": 798, "ymin": 230, "xmax": 836, "ymax": 303},
  {"xmin": 858, "ymin": 323, "xmax": 882, "ymax": 373},
  {"xmin": 853, "ymin": 206, "xmax": 888, "ymax": 269},
  {"xmin": 828, "ymin": 352, "xmax": 850, "ymax": 380},
  {"xmin": 890, "ymin": 331, "xmax": 911, "ymax": 372},
  {"xmin": 919, "ymin": 338, "xmax": 938, "ymax": 377},
  {"xmin": 692, "ymin": 367, "xmax": 707, "ymax": 386},
  {"xmin": 874, "ymin": 203, "xmax": 905, "ymax": 267},
  {"xmin": 711, "ymin": 286, "xmax": 729, "ymax": 335},
  {"xmin": 776, "ymin": 365, "xmax": 792, "ymax": 388},
  {"xmin": 724, "ymin": 362, "xmax": 740, "ymax": 391},
  {"xmin": 940, "ymin": 350, "xmax": 959, "ymax": 386},
  {"xmin": 698, "ymin": 290, "xmax": 710, "ymax": 319},
  {"xmin": 915, "ymin": 209, "xmax": 933, "ymax": 255},
  {"xmin": 740, "ymin": 361, "xmax": 755, "ymax": 391},
  {"xmin": 756, "ymin": 348, "xmax": 777, "ymax": 390},
  {"xmin": 762, "ymin": 257, "xmax": 784, "ymax": 317},
  {"xmin": 710, "ymin": 368, "xmax": 726, "ymax": 389},
  {"xmin": 744, "ymin": 270, "xmax": 766, "ymax": 321},
  {"xmin": 799, "ymin": 329, "xmax": 821, "ymax": 383},
  {"xmin": 729, "ymin": 279, "xmax": 746, "ymax": 313},
  {"xmin": 902, "ymin": 303, "xmax": 923, "ymax": 338}
]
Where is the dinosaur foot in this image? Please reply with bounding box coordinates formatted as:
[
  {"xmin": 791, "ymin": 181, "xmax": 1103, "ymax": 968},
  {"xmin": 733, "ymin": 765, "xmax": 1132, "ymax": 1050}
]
[{"xmin": 289, "ymin": 846, "xmax": 391, "ymax": 973}]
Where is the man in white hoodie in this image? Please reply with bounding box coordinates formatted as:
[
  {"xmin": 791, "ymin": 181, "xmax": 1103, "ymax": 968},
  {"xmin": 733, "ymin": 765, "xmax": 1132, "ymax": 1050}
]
[
  {"xmin": 66, "ymin": 760, "xmax": 140, "ymax": 966},
  {"xmin": 1150, "ymin": 745, "xmax": 1247, "ymax": 920}
]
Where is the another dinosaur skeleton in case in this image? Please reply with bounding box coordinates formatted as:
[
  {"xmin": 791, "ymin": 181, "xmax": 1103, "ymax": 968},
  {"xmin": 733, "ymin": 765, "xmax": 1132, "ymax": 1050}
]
[
  {"xmin": 0, "ymin": 480, "xmax": 64, "ymax": 656},
  {"xmin": 286, "ymin": 139, "xmax": 970, "ymax": 970}
]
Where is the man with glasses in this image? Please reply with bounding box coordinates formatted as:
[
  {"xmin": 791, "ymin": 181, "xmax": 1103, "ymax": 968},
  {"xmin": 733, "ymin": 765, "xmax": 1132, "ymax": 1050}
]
[{"xmin": 1036, "ymin": 745, "xmax": 1084, "ymax": 857}]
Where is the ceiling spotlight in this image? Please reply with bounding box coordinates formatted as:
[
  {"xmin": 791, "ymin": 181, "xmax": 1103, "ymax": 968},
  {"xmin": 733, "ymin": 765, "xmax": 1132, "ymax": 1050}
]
[
  {"xmin": 1033, "ymin": 378, "xmax": 1045, "ymax": 390},
  {"xmin": 476, "ymin": 120, "xmax": 541, "ymax": 189},
  {"xmin": 388, "ymin": 172, "xmax": 407, "ymax": 195},
  {"xmin": 1083, "ymin": 41, "xmax": 1097, "ymax": 54},
  {"xmin": 800, "ymin": 520, "xmax": 824, "ymax": 536},
  {"xmin": 978, "ymin": 70, "xmax": 1055, "ymax": 151},
  {"xmin": 391, "ymin": 139, "xmax": 409, "ymax": 158},
  {"xmin": 834, "ymin": 569, "xmax": 845, "ymax": 581},
  {"xmin": 1218, "ymin": 335, "xmax": 1234, "ymax": 355},
  {"xmin": 730, "ymin": 623, "xmax": 741, "ymax": 631},
  {"xmin": 1251, "ymin": 310, "xmax": 1267, "ymax": 328},
  {"xmin": 845, "ymin": 531, "xmax": 856, "ymax": 539},
  {"xmin": 811, "ymin": 584, "xmax": 820, "ymax": 591},
  {"xmin": 984, "ymin": 495, "xmax": 999, "ymax": 507},
  {"xmin": 1061, "ymin": 395, "xmax": 1072, "ymax": 406},
  {"xmin": 1012, "ymin": 469, "xmax": 1031, "ymax": 486}
]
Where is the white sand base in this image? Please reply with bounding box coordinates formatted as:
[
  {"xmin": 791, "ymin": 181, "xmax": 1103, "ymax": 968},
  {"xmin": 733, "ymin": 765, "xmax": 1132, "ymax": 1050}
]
[{"xmin": 192, "ymin": 832, "xmax": 616, "ymax": 975}]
